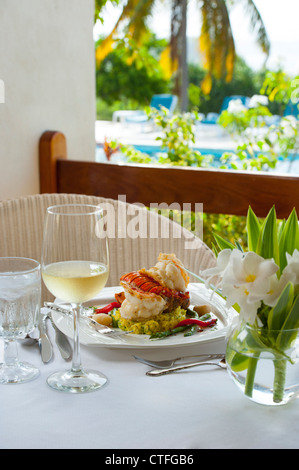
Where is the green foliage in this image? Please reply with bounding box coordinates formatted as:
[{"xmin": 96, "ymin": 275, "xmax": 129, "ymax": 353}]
[
  {"xmin": 188, "ymin": 57, "xmax": 266, "ymax": 114},
  {"xmin": 261, "ymin": 69, "xmax": 294, "ymax": 106},
  {"xmin": 95, "ymin": 35, "xmax": 169, "ymax": 108},
  {"xmin": 151, "ymin": 108, "xmax": 213, "ymax": 167},
  {"xmin": 94, "ymin": 0, "xmax": 122, "ymax": 23},
  {"xmin": 121, "ymin": 108, "xmax": 214, "ymax": 167},
  {"xmin": 202, "ymin": 213, "xmax": 247, "ymax": 251},
  {"xmin": 96, "ymin": 54, "xmax": 267, "ymax": 119},
  {"xmin": 119, "ymin": 145, "xmax": 152, "ymax": 164},
  {"xmin": 218, "ymin": 71, "xmax": 299, "ymax": 172}
]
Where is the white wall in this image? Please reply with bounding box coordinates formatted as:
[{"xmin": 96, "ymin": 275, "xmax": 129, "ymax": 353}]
[{"xmin": 0, "ymin": 0, "xmax": 96, "ymax": 199}]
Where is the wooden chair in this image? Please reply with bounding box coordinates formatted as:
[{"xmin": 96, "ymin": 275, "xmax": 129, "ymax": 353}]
[{"xmin": 39, "ymin": 130, "xmax": 299, "ymax": 219}]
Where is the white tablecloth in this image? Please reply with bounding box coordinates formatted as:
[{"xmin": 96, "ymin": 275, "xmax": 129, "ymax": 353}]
[{"xmin": 2, "ymin": 288, "xmax": 299, "ymax": 450}]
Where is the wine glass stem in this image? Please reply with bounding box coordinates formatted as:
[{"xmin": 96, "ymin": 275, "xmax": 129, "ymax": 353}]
[
  {"xmin": 4, "ymin": 339, "xmax": 19, "ymax": 367},
  {"xmin": 71, "ymin": 304, "xmax": 82, "ymax": 373}
]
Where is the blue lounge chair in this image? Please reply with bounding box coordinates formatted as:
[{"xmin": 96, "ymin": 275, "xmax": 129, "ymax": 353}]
[
  {"xmin": 201, "ymin": 95, "xmax": 251, "ymax": 124},
  {"xmin": 283, "ymin": 99, "xmax": 299, "ymax": 118},
  {"xmin": 123, "ymin": 94, "xmax": 178, "ymax": 126}
]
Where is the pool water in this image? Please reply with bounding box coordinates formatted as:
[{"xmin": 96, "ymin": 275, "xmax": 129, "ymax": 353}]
[{"xmin": 96, "ymin": 144, "xmax": 299, "ymax": 174}]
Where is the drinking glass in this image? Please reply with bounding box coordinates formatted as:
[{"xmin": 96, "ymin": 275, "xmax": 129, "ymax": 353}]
[
  {"xmin": 0, "ymin": 257, "xmax": 41, "ymax": 384},
  {"xmin": 41, "ymin": 204, "xmax": 109, "ymax": 393}
]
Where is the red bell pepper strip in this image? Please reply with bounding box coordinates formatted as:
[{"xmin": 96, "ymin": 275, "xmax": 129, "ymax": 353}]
[
  {"xmin": 95, "ymin": 302, "xmax": 121, "ymax": 314},
  {"xmin": 174, "ymin": 318, "xmax": 217, "ymax": 328}
]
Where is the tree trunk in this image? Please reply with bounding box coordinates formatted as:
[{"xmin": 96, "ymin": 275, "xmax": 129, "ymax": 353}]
[
  {"xmin": 180, "ymin": 0, "xmax": 188, "ymax": 112},
  {"xmin": 171, "ymin": 0, "xmax": 188, "ymax": 112}
]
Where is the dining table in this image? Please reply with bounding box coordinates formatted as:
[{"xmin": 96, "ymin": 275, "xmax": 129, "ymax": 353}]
[{"xmin": 2, "ymin": 283, "xmax": 299, "ymax": 451}]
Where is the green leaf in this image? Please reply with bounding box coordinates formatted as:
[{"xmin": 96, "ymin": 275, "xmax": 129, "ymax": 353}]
[
  {"xmin": 211, "ymin": 242, "xmax": 219, "ymax": 257},
  {"xmin": 213, "ymin": 233, "xmax": 235, "ymax": 251},
  {"xmin": 278, "ymin": 219, "xmax": 286, "ymax": 241},
  {"xmin": 281, "ymin": 294, "xmax": 299, "ymax": 331},
  {"xmin": 229, "ymin": 351, "xmax": 250, "ymax": 372},
  {"xmin": 256, "ymin": 206, "xmax": 279, "ymax": 265},
  {"xmin": 246, "ymin": 206, "xmax": 261, "ymax": 252},
  {"xmin": 234, "ymin": 240, "xmax": 244, "ymax": 252},
  {"xmin": 276, "ymin": 295, "xmax": 299, "ymax": 351},
  {"xmin": 278, "ymin": 208, "xmax": 299, "ymax": 273},
  {"xmin": 267, "ymin": 282, "xmax": 294, "ymax": 331}
]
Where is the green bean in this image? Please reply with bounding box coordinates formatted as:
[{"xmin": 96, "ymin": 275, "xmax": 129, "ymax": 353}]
[
  {"xmin": 184, "ymin": 325, "xmax": 198, "ymax": 337},
  {"xmin": 197, "ymin": 313, "xmax": 211, "ymax": 321},
  {"xmin": 150, "ymin": 325, "xmax": 191, "ymax": 339}
]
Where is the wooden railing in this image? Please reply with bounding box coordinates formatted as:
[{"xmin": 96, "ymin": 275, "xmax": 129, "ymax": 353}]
[{"xmin": 39, "ymin": 130, "xmax": 299, "ymax": 219}]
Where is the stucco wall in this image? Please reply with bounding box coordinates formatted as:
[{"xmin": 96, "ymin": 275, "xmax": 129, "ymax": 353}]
[{"xmin": 0, "ymin": 0, "xmax": 96, "ymax": 200}]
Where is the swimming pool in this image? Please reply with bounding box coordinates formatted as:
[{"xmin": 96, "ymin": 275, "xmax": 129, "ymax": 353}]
[{"xmin": 96, "ymin": 143, "xmax": 299, "ymax": 174}]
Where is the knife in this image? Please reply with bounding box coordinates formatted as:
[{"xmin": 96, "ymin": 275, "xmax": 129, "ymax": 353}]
[
  {"xmin": 46, "ymin": 313, "xmax": 72, "ymax": 360},
  {"xmin": 38, "ymin": 313, "xmax": 53, "ymax": 363}
]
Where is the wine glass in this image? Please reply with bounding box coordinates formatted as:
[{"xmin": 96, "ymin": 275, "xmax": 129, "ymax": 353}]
[
  {"xmin": 41, "ymin": 204, "xmax": 109, "ymax": 393},
  {"xmin": 0, "ymin": 257, "xmax": 41, "ymax": 384}
]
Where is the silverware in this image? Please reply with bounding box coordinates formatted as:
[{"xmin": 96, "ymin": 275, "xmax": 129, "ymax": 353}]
[
  {"xmin": 38, "ymin": 314, "xmax": 53, "ymax": 363},
  {"xmin": 44, "ymin": 302, "xmax": 132, "ymax": 337},
  {"xmin": 133, "ymin": 353, "xmax": 225, "ymax": 369},
  {"xmin": 146, "ymin": 358, "xmax": 227, "ymax": 376},
  {"xmin": 45, "ymin": 313, "xmax": 72, "ymax": 360}
]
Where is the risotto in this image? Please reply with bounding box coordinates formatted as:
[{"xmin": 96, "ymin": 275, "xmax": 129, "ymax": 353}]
[{"xmin": 111, "ymin": 306, "xmax": 187, "ymax": 335}]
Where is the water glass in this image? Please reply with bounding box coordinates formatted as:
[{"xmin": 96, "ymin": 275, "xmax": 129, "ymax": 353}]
[{"xmin": 0, "ymin": 257, "xmax": 41, "ymax": 384}]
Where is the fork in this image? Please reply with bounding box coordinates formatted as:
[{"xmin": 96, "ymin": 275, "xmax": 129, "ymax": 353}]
[
  {"xmin": 44, "ymin": 302, "xmax": 131, "ymax": 337},
  {"xmin": 133, "ymin": 353, "xmax": 225, "ymax": 369}
]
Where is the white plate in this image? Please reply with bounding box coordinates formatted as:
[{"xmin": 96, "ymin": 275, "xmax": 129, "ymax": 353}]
[{"xmin": 51, "ymin": 283, "xmax": 237, "ymax": 349}]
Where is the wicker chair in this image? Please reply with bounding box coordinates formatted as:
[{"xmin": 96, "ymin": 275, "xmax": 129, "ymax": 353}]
[{"xmin": 0, "ymin": 193, "xmax": 215, "ymax": 302}]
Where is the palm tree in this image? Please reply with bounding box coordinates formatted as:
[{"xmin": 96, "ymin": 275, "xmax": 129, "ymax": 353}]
[{"xmin": 95, "ymin": 0, "xmax": 270, "ymax": 111}]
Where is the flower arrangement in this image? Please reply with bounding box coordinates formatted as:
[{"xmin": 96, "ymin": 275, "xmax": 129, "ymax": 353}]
[{"xmin": 201, "ymin": 206, "xmax": 299, "ymax": 404}]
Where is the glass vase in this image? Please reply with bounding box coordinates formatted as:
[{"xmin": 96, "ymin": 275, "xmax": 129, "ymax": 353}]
[{"xmin": 226, "ymin": 322, "xmax": 299, "ymax": 406}]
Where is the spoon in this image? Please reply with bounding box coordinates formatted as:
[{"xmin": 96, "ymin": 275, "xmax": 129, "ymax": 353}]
[{"xmin": 146, "ymin": 358, "xmax": 227, "ymax": 376}]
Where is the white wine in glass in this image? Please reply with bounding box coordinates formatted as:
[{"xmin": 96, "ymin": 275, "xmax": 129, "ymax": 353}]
[{"xmin": 41, "ymin": 204, "xmax": 109, "ymax": 393}]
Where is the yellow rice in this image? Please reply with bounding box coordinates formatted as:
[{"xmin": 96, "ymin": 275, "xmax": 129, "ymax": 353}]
[{"xmin": 111, "ymin": 307, "xmax": 186, "ymax": 335}]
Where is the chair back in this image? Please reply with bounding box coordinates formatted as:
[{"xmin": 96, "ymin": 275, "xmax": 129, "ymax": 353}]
[
  {"xmin": 0, "ymin": 193, "xmax": 215, "ymax": 302},
  {"xmin": 284, "ymin": 99, "xmax": 299, "ymax": 118},
  {"xmin": 150, "ymin": 94, "xmax": 178, "ymax": 114}
]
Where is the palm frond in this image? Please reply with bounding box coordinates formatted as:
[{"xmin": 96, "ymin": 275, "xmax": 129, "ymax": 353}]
[
  {"xmin": 127, "ymin": 0, "xmax": 156, "ymax": 42},
  {"xmin": 243, "ymin": 0, "xmax": 270, "ymax": 56},
  {"xmin": 95, "ymin": 0, "xmax": 142, "ymax": 65},
  {"xmin": 199, "ymin": 0, "xmax": 235, "ymax": 92}
]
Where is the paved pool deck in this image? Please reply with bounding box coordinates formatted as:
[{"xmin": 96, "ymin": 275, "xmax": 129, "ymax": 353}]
[{"xmin": 95, "ymin": 120, "xmax": 237, "ymax": 153}]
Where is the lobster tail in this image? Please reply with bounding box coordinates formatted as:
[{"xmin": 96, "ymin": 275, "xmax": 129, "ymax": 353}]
[{"xmin": 119, "ymin": 269, "xmax": 190, "ymax": 312}]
